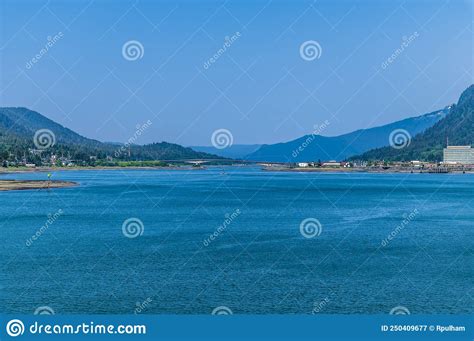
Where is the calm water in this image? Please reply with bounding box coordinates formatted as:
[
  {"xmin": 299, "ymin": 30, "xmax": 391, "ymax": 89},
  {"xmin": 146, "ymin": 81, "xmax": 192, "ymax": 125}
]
[{"xmin": 0, "ymin": 167, "xmax": 472, "ymax": 314}]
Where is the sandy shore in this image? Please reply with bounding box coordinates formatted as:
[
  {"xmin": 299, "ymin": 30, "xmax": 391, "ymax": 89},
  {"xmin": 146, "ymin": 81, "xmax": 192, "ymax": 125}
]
[{"xmin": 0, "ymin": 180, "xmax": 77, "ymax": 191}]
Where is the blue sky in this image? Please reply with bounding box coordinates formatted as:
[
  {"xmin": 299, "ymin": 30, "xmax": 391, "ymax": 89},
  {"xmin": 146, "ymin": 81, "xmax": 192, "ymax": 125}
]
[{"xmin": 0, "ymin": 0, "xmax": 472, "ymax": 146}]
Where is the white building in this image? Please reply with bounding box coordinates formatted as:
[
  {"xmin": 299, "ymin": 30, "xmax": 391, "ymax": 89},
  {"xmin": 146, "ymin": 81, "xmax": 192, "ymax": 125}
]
[
  {"xmin": 443, "ymin": 146, "xmax": 474, "ymax": 165},
  {"xmin": 322, "ymin": 161, "xmax": 341, "ymax": 167}
]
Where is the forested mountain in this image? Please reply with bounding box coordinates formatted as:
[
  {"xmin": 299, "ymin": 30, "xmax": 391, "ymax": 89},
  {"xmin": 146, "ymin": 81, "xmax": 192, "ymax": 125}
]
[
  {"xmin": 0, "ymin": 107, "xmax": 220, "ymax": 165},
  {"xmin": 190, "ymin": 144, "xmax": 262, "ymax": 159},
  {"xmin": 355, "ymin": 85, "xmax": 474, "ymax": 162},
  {"xmin": 244, "ymin": 109, "xmax": 448, "ymax": 162}
]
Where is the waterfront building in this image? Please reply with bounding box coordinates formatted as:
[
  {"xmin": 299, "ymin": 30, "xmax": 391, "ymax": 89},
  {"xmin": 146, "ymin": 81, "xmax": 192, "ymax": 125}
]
[
  {"xmin": 443, "ymin": 146, "xmax": 474, "ymax": 164},
  {"xmin": 322, "ymin": 161, "xmax": 341, "ymax": 167}
]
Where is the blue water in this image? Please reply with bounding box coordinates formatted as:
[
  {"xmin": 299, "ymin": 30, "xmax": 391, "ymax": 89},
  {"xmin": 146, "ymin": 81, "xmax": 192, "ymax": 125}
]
[{"xmin": 0, "ymin": 167, "xmax": 472, "ymax": 314}]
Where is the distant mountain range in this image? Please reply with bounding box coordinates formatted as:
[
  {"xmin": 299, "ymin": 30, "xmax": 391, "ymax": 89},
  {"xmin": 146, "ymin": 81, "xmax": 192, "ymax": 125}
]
[
  {"xmin": 242, "ymin": 108, "xmax": 449, "ymax": 162},
  {"xmin": 355, "ymin": 84, "xmax": 474, "ymax": 162},
  {"xmin": 190, "ymin": 144, "xmax": 261, "ymax": 159},
  {"xmin": 4, "ymin": 84, "xmax": 472, "ymax": 166},
  {"xmin": 0, "ymin": 107, "xmax": 219, "ymax": 165}
]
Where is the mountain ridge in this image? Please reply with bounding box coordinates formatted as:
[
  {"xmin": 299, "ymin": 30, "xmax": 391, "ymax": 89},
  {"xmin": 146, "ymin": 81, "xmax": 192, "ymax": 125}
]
[
  {"xmin": 190, "ymin": 144, "xmax": 262, "ymax": 159},
  {"xmin": 0, "ymin": 107, "xmax": 221, "ymax": 165},
  {"xmin": 354, "ymin": 84, "xmax": 474, "ymax": 161},
  {"xmin": 245, "ymin": 108, "xmax": 449, "ymax": 162}
]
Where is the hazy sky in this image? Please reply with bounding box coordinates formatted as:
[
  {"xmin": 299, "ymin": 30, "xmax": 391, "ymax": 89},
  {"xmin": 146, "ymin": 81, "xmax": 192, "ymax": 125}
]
[{"xmin": 0, "ymin": 0, "xmax": 472, "ymax": 146}]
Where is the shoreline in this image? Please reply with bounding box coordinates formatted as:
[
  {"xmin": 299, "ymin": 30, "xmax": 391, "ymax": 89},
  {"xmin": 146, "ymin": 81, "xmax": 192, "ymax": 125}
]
[
  {"xmin": 263, "ymin": 167, "xmax": 474, "ymax": 174},
  {"xmin": 0, "ymin": 165, "xmax": 202, "ymax": 174},
  {"xmin": 0, "ymin": 180, "xmax": 77, "ymax": 191},
  {"xmin": 0, "ymin": 165, "xmax": 473, "ymax": 175}
]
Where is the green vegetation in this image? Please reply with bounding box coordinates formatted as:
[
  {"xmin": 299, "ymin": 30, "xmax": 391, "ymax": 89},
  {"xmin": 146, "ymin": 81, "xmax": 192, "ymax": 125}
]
[
  {"xmin": 354, "ymin": 85, "xmax": 474, "ymax": 162},
  {"xmin": 96, "ymin": 160, "xmax": 169, "ymax": 167},
  {"xmin": 0, "ymin": 107, "xmax": 223, "ymax": 167}
]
